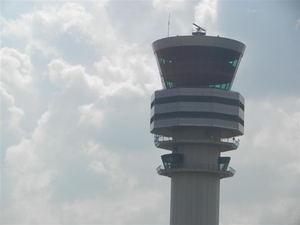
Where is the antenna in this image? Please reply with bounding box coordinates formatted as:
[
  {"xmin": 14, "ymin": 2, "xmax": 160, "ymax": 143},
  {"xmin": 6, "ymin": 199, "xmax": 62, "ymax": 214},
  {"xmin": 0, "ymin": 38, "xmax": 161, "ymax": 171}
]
[
  {"xmin": 168, "ymin": 13, "xmax": 170, "ymax": 37},
  {"xmin": 192, "ymin": 23, "xmax": 206, "ymax": 36}
]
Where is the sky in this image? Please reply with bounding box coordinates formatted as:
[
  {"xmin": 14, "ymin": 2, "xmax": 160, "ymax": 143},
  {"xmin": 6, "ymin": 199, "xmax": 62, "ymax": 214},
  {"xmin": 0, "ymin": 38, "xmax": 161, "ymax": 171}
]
[{"xmin": 0, "ymin": 0, "xmax": 299, "ymax": 224}]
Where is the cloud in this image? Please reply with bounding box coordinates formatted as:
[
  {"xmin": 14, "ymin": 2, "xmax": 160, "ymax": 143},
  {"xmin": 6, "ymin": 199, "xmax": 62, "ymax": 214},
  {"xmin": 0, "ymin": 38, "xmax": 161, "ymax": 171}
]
[
  {"xmin": 84, "ymin": 141, "xmax": 138, "ymax": 190},
  {"xmin": 1, "ymin": 3, "xmax": 93, "ymax": 40},
  {"xmin": 78, "ymin": 103, "xmax": 103, "ymax": 127},
  {"xmin": 25, "ymin": 40, "xmax": 58, "ymax": 57},
  {"xmin": 87, "ymin": 160, "xmax": 107, "ymax": 174},
  {"xmin": 0, "ymin": 15, "xmax": 32, "ymax": 39},
  {"xmin": 47, "ymin": 55, "xmax": 151, "ymax": 101},
  {"xmin": 152, "ymin": 0, "xmax": 187, "ymax": 11},
  {"xmin": 220, "ymin": 97, "xmax": 300, "ymax": 224},
  {"xmin": 60, "ymin": 188, "xmax": 166, "ymax": 224},
  {"xmin": 0, "ymin": 48, "xmax": 36, "ymax": 146},
  {"xmin": 3, "ymin": 138, "xmax": 57, "ymax": 224},
  {"xmin": 245, "ymin": 98, "xmax": 299, "ymax": 166},
  {"xmin": 1, "ymin": 4, "xmax": 162, "ymax": 223},
  {"xmin": 221, "ymin": 198, "xmax": 300, "ymax": 225},
  {"xmin": 47, "ymin": 58, "xmax": 87, "ymax": 89},
  {"xmin": 1, "ymin": 2, "xmax": 115, "ymax": 58},
  {"xmin": 93, "ymin": 42, "xmax": 159, "ymax": 96},
  {"xmin": 32, "ymin": 111, "xmax": 52, "ymax": 144},
  {"xmin": 194, "ymin": 0, "xmax": 218, "ymax": 34},
  {"xmin": 1, "ymin": 1, "xmax": 299, "ymax": 224},
  {"xmin": 247, "ymin": 8, "xmax": 263, "ymax": 13},
  {"xmin": 1, "ymin": 86, "xmax": 24, "ymax": 136},
  {"xmin": 0, "ymin": 47, "xmax": 34, "ymax": 90},
  {"xmin": 295, "ymin": 18, "xmax": 300, "ymax": 30}
]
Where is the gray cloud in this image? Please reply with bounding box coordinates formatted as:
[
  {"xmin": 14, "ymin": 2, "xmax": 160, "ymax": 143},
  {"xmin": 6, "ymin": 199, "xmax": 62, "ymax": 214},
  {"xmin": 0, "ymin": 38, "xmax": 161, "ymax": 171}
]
[
  {"xmin": 296, "ymin": 18, "xmax": 300, "ymax": 29},
  {"xmin": 1, "ymin": 1, "xmax": 299, "ymax": 224}
]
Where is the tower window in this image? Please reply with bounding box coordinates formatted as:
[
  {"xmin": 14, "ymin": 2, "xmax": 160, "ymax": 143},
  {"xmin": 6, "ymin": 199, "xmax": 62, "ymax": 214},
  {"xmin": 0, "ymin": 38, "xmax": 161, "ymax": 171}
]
[
  {"xmin": 218, "ymin": 157, "xmax": 231, "ymax": 171},
  {"xmin": 228, "ymin": 60, "xmax": 238, "ymax": 67},
  {"xmin": 161, "ymin": 153, "xmax": 184, "ymax": 169}
]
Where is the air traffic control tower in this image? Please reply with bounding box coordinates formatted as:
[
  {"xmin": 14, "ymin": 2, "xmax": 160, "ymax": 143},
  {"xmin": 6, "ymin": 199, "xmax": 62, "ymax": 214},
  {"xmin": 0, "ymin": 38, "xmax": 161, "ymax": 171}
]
[{"xmin": 150, "ymin": 25, "xmax": 245, "ymax": 225}]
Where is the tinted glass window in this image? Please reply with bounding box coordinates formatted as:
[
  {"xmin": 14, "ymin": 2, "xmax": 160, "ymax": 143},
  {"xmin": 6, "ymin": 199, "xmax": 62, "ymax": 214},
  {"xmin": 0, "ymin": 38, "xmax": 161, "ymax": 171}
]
[
  {"xmin": 155, "ymin": 46, "xmax": 242, "ymax": 89},
  {"xmin": 150, "ymin": 111, "xmax": 244, "ymax": 126},
  {"xmin": 151, "ymin": 95, "xmax": 244, "ymax": 110}
]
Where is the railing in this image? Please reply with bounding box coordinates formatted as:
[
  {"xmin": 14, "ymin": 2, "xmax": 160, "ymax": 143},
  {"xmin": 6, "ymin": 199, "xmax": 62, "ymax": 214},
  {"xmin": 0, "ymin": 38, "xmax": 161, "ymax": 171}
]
[
  {"xmin": 154, "ymin": 134, "xmax": 173, "ymax": 147},
  {"xmin": 182, "ymin": 163, "xmax": 219, "ymax": 171},
  {"xmin": 157, "ymin": 163, "xmax": 235, "ymax": 176},
  {"xmin": 220, "ymin": 138, "xmax": 240, "ymax": 148},
  {"xmin": 156, "ymin": 165, "xmax": 164, "ymax": 174},
  {"xmin": 154, "ymin": 134, "xmax": 239, "ymax": 148},
  {"xmin": 228, "ymin": 166, "xmax": 236, "ymax": 175}
]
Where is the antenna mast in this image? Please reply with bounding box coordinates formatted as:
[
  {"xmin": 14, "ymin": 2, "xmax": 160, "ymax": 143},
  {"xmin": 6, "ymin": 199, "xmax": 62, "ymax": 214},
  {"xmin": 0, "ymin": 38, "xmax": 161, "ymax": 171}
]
[{"xmin": 168, "ymin": 13, "xmax": 170, "ymax": 37}]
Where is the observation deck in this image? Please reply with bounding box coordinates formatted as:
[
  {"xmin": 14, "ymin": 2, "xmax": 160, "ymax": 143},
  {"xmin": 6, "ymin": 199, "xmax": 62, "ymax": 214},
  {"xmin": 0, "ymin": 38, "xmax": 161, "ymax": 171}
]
[
  {"xmin": 156, "ymin": 164, "xmax": 235, "ymax": 179},
  {"xmin": 154, "ymin": 134, "xmax": 240, "ymax": 152},
  {"xmin": 156, "ymin": 154, "xmax": 235, "ymax": 179}
]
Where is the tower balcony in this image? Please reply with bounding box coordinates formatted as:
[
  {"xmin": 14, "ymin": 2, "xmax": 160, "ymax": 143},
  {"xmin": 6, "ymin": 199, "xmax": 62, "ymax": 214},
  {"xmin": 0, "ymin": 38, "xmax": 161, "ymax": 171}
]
[
  {"xmin": 154, "ymin": 134, "xmax": 240, "ymax": 152},
  {"xmin": 156, "ymin": 163, "xmax": 235, "ymax": 179},
  {"xmin": 157, "ymin": 154, "xmax": 235, "ymax": 179}
]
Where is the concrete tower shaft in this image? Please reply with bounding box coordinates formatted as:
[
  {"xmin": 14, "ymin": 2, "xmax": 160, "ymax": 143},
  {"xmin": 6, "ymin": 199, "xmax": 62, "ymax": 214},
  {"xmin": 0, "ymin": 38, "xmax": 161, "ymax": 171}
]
[{"xmin": 150, "ymin": 35, "xmax": 245, "ymax": 225}]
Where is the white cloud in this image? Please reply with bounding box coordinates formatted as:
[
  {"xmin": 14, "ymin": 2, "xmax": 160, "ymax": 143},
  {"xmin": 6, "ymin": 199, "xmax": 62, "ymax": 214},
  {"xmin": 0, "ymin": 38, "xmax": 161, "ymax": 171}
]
[
  {"xmin": 32, "ymin": 111, "xmax": 52, "ymax": 144},
  {"xmin": 220, "ymin": 203, "xmax": 261, "ymax": 225},
  {"xmin": 7, "ymin": 104, "xmax": 24, "ymax": 133},
  {"xmin": 246, "ymin": 98, "xmax": 299, "ymax": 166},
  {"xmin": 0, "ymin": 47, "xmax": 33, "ymax": 90},
  {"xmin": 47, "ymin": 43, "xmax": 157, "ymax": 99},
  {"xmin": 60, "ymin": 188, "xmax": 165, "ymax": 224},
  {"xmin": 1, "ymin": 3, "xmax": 93, "ymax": 40},
  {"xmin": 5, "ymin": 139, "xmax": 38, "ymax": 175},
  {"xmin": 3, "ymin": 138, "xmax": 57, "ymax": 224},
  {"xmin": 1, "ymin": 86, "xmax": 24, "ymax": 135},
  {"xmin": 252, "ymin": 102, "xmax": 299, "ymax": 150},
  {"xmin": 0, "ymin": 48, "xmax": 37, "ymax": 135},
  {"xmin": 47, "ymin": 58, "xmax": 87, "ymax": 89},
  {"xmin": 194, "ymin": 0, "xmax": 218, "ymax": 34},
  {"xmin": 152, "ymin": 0, "xmax": 187, "ymax": 11},
  {"xmin": 1, "ymin": 1, "xmax": 299, "ymax": 225},
  {"xmin": 221, "ymin": 199, "xmax": 300, "ymax": 225},
  {"xmin": 1, "ymin": 2, "xmax": 115, "ymax": 58},
  {"xmin": 220, "ymin": 97, "xmax": 300, "ymax": 224},
  {"xmin": 84, "ymin": 141, "xmax": 138, "ymax": 190},
  {"xmin": 78, "ymin": 103, "xmax": 103, "ymax": 127},
  {"xmin": 0, "ymin": 16, "xmax": 32, "ymax": 39},
  {"xmin": 93, "ymin": 42, "xmax": 159, "ymax": 95},
  {"xmin": 87, "ymin": 160, "xmax": 107, "ymax": 174},
  {"xmin": 25, "ymin": 40, "xmax": 58, "ymax": 57}
]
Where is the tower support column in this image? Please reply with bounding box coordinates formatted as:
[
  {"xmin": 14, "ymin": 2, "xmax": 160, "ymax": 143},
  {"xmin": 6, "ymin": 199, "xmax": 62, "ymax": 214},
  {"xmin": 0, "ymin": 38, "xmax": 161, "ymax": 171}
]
[
  {"xmin": 170, "ymin": 173, "xmax": 220, "ymax": 225},
  {"xmin": 170, "ymin": 130, "xmax": 221, "ymax": 225}
]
